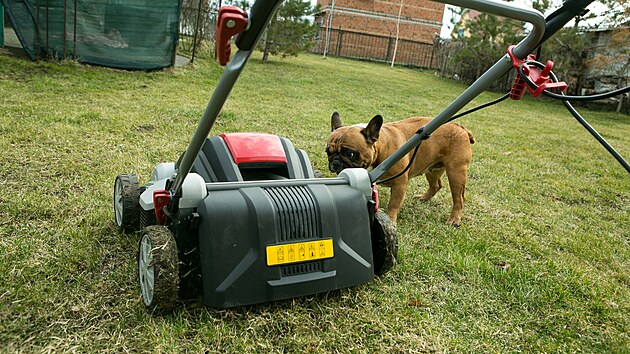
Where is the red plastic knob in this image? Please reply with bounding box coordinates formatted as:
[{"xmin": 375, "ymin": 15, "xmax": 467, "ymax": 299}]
[{"xmin": 216, "ymin": 6, "xmax": 248, "ymax": 66}]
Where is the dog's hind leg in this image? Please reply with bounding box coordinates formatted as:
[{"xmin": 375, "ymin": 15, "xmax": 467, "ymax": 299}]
[
  {"xmin": 417, "ymin": 168, "xmax": 445, "ymax": 201},
  {"xmin": 445, "ymin": 165, "xmax": 468, "ymax": 226}
]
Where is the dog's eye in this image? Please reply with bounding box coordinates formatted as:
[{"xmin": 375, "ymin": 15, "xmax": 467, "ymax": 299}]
[{"xmin": 343, "ymin": 151, "xmax": 357, "ymax": 159}]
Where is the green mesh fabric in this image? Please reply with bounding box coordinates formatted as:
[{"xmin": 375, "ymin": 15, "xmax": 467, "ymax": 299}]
[{"xmin": 1, "ymin": 0, "xmax": 181, "ymax": 70}]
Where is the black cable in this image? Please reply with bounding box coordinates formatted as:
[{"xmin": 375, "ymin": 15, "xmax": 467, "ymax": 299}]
[
  {"xmin": 519, "ymin": 60, "xmax": 629, "ymax": 173},
  {"xmin": 376, "ymin": 94, "xmax": 509, "ymax": 184},
  {"xmin": 543, "ymin": 85, "xmax": 630, "ymax": 101},
  {"xmin": 375, "ymin": 143, "xmax": 421, "ymax": 184},
  {"xmin": 377, "ymin": 59, "xmax": 630, "ymax": 185},
  {"xmin": 519, "ymin": 61, "xmax": 630, "ymax": 101},
  {"xmin": 447, "ymin": 93, "xmax": 510, "ymax": 122},
  {"xmin": 561, "ymin": 98, "xmax": 630, "ymax": 173}
]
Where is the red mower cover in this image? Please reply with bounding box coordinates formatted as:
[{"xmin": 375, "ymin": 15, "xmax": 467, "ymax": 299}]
[{"xmin": 221, "ymin": 133, "xmax": 288, "ymax": 164}]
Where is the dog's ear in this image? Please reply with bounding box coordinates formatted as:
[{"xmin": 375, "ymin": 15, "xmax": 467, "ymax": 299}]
[
  {"xmin": 362, "ymin": 115, "xmax": 383, "ymax": 144},
  {"xmin": 331, "ymin": 112, "xmax": 343, "ymax": 131}
]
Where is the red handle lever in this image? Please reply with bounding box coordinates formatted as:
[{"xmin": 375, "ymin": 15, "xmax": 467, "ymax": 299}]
[
  {"xmin": 507, "ymin": 46, "xmax": 567, "ymax": 99},
  {"xmin": 153, "ymin": 190, "xmax": 171, "ymax": 225},
  {"xmin": 509, "ymin": 74, "xmax": 528, "ymax": 100},
  {"xmin": 216, "ymin": 6, "xmax": 248, "ymax": 66}
]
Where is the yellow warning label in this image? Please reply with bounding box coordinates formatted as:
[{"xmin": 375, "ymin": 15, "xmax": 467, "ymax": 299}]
[{"xmin": 266, "ymin": 239, "xmax": 334, "ymax": 266}]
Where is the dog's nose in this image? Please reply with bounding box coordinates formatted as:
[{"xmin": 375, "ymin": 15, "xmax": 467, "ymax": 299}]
[{"xmin": 328, "ymin": 159, "xmax": 343, "ymax": 174}]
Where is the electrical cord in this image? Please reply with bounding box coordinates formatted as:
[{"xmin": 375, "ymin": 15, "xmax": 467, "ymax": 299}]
[
  {"xmin": 519, "ymin": 61, "xmax": 630, "ymax": 101},
  {"xmin": 519, "ymin": 60, "xmax": 630, "ymax": 173},
  {"xmin": 544, "ymin": 85, "xmax": 630, "ymax": 101},
  {"xmin": 376, "ymin": 94, "xmax": 509, "ymax": 184},
  {"xmin": 377, "ymin": 60, "xmax": 630, "ymax": 184},
  {"xmin": 375, "ymin": 143, "xmax": 421, "ymax": 184},
  {"xmin": 447, "ymin": 93, "xmax": 510, "ymax": 122}
]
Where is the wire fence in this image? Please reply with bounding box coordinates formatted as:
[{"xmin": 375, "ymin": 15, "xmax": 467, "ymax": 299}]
[
  {"xmin": 312, "ymin": 27, "xmax": 438, "ymax": 69},
  {"xmin": 175, "ymin": 5, "xmax": 626, "ymax": 113},
  {"xmin": 178, "ymin": 0, "xmax": 218, "ymax": 62}
]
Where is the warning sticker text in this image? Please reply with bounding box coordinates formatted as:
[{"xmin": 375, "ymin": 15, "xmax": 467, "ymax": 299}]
[{"xmin": 266, "ymin": 239, "xmax": 334, "ymax": 266}]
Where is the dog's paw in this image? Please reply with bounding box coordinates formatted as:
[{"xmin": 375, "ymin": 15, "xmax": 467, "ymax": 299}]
[
  {"xmin": 414, "ymin": 193, "xmax": 433, "ymax": 201},
  {"xmin": 445, "ymin": 218, "xmax": 461, "ymax": 227}
]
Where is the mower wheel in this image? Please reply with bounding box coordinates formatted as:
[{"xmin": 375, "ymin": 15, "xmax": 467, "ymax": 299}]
[
  {"xmin": 138, "ymin": 225, "xmax": 180, "ymax": 314},
  {"xmin": 371, "ymin": 209, "xmax": 398, "ymax": 276},
  {"xmin": 114, "ymin": 174, "xmax": 141, "ymax": 232}
]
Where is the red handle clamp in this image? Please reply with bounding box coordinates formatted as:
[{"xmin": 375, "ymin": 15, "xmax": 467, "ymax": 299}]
[
  {"xmin": 216, "ymin": 6, "xmax": 248, "ymax": 66},
  {"xmin": 372, "ymin": 184, "xmax": 379, "ymax": 213},
  {"xmin": 507, "ymin": 45, "xmax": 568, "ymax": 100},
  {"xmin": 153, "ymin": 189, "xmax": 171, "ymax": 225}
]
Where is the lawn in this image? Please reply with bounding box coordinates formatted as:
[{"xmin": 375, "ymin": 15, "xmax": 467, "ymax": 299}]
[{"xmin": 0, "ymin": 49, "xmax": 628, "ymax": 353}]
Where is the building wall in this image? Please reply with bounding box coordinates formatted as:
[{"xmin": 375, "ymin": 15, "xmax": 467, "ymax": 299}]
[
  {"xmin": 586, "ymin": 29, "xmax": 629, "ymax": 83},
  {"xmin": 317, "ymin": 0, "xmax": 444, "ymax": 44},
  {"xmin": 583, "ymin": 28, "xmax": 629, "ymax": 112}
]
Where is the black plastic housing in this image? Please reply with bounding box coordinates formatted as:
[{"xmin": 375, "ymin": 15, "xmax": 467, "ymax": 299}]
[
  {"xmin": 186, "ymin": 135, "xmax": 374, "ymax": 308},
  {"xmin": 197, "ymin": 180, "xmax": 374, "ymax": 307}
]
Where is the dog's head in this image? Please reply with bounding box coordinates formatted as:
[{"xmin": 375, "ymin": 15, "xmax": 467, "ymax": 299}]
[{"xmin": 326, "ymin": 112, "xmax": 383, "ymax": 174}]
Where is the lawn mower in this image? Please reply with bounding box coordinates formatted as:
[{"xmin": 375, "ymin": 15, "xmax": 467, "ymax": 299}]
[{"xmin": 114, "ymin": 0, "xmax": 627, "ymax": 313}]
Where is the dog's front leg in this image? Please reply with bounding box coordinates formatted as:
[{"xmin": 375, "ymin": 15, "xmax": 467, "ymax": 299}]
[{"xmin": 385, "ymin": 180, "xmax": 408, "ymax": 224}]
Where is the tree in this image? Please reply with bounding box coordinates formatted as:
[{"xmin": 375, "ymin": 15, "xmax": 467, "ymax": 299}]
[
  {"xmin": 449, "ymin": 10, "xmax": 525, "ymax": 88},
  {"xmin": 180, "ymin": 0, "xmax": 219, "ymax": 59},
  {"xmin": 447, "ymin": 0, "xmax": 627, "ymax": 97},
  {"xmin": 535, "ymin": 0, "xmax": 628, "ymax": 99},
  {"xmin": 225, "ymin": 0, "xmax": 251, "ymax": 11},
  {"xmin": 584, "ymin": 0, "xmax": 629, "ymax": 28},
  {"xmin": 259, "ymin": 0, "xmax": 319, "ymax": 62}
]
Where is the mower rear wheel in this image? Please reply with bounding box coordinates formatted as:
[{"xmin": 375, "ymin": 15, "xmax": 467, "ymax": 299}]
[
  {"xmin": 371, "ymin": 209, "xmax": 398, "ymax": 276},
  {"xmin": 114, "ymin": 174, "xmax": 141, "ymax": 232},
  {"xmin": 138, "ymin": 226, "xmax": 179, "ymax": 314}
]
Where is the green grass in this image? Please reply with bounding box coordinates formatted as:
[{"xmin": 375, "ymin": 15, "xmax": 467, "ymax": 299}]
[{"xmin": 0, "ymin": 50, "xmax": 628, "ymax": 353}]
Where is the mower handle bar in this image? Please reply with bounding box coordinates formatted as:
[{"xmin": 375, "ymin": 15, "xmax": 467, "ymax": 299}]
[
  {"xmin": 171, "ymin": 0, "xmax": 594, "ymax": 196},
  {"xmin": 170, "ymin": 0, "xmax": 285, "ymax": 195},
  {"xmin": 369, "ymin": 0, "xmax": 595, "ymax": 182}
]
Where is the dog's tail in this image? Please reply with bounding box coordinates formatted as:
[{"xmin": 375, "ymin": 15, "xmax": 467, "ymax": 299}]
[{"xmin": 456, "ymin": 124, "xmax": 476, "ymax": 144}]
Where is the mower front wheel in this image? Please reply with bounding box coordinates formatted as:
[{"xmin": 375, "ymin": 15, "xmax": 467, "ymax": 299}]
[
  {"xmin": 114, "ymin": 174, "xmax": 141, "ymax": 232},
  {"xmin": 371, "ymin": 209, "xmax": 398, "ymax": 276},
  {"xmin": 138, "ymin": 226, "xmax": 180, "ymax": 314}
]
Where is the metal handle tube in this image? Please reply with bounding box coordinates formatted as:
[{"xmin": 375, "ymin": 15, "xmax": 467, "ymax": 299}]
[
  {"xmin": 171, "ymin": 0, "xmax": 285, "ymax": 196},
  {"xmin": 370, "ymin": 0, "xmax": 546, "ymax": 182},
  {"xmin": 435, "ymin": 0, "xmax": 546, "ymax": 58},
  {"xmin": 171, "ymin": 50, "xmax": 253, "ymax": 195},
  {"xmin": 236, "ymin": 0, "xmax": 284, "ymax": 50},
  {"xmin": 539, "ymin": 0, "xmax": 595, "ymax": 45}
]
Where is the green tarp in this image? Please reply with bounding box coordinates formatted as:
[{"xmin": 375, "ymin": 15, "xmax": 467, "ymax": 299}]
[
  {"xmin": 1, "ymin": 2, "xmax": 4, "ymax": 47},
  {"xmin": 1, "ymin": 0, "xmax": 181, "ymax": 70}
]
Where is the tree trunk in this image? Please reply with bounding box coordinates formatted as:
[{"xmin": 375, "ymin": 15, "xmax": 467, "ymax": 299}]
[
  {"xmin": 617, "ymin": 77, "xmax": 624, "ymax": 113},
  {"xmin": 262, "ymin": 47, "xmax": 270, "ymax": 62},
  {"xmin": 262, "ymin": 29, "xmax": 269, "ymax": 62},
  {"xmin": 261, "ymin": 12, "xmax": 279, "ymax": 63}
]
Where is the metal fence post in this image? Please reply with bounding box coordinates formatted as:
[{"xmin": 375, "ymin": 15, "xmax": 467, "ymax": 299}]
[
  {"xmin": 191, "ymin": 0, "xmax": 202, "ymax": 63},
  {"xmin": 386, "ymin": 35, "xmax": 393, "ymax": 61},
  {"xmin": 335, "ymin": 28, "xmax": 343, "ymax": 56},
  {"xmin": 1, "ymin": 2, "xmax": 4, "ymax": 48}
]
